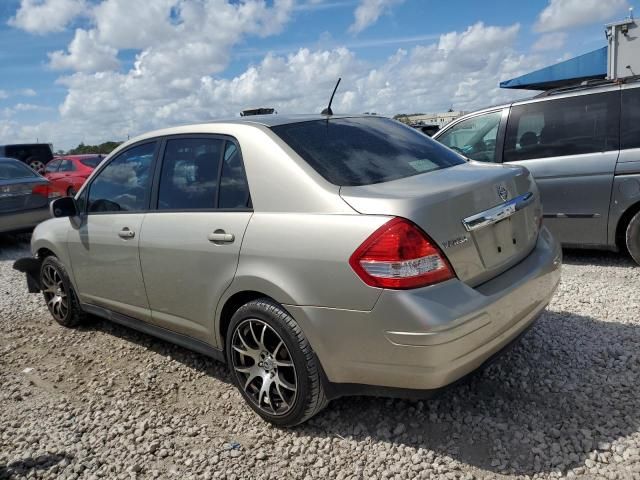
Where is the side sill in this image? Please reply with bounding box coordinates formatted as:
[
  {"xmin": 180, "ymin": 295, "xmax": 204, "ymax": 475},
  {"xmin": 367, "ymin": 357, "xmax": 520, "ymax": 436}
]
[{"xmin": 82, "ymin": 303, "xmax": 225, "ymax": 363}]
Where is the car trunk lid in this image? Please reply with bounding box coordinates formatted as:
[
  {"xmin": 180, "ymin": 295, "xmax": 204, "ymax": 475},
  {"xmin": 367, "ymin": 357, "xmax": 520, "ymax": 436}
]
[
  {"xmin": 340, "ymin": 161, "xmax": 542, "ymax": 286},
  {"xmin": 0, "ymin": 178, "xmax": 50, "ymax": 213}
]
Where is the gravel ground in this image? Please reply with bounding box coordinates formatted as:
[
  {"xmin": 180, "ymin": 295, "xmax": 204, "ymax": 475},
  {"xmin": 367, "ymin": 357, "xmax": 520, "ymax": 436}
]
[{"xmin": 1, "ymin": 234, "xmax": 640, "ymax": 480}]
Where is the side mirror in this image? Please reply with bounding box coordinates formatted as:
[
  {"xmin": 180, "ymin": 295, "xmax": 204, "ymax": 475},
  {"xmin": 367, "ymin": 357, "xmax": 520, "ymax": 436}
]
[{"xmin": 50, "ymin": 196, "xmax": 78, "ymax": 218}]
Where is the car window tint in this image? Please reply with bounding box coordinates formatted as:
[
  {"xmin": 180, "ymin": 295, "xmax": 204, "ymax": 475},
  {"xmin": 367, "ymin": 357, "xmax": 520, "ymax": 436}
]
[
  {"xmin": 158, "ymin": 138, "xmax": 223, "ymax": 210},
  {"xmin": 88, "ymin": 142, "xmax": 155, "ymax": 213},
  {"xmin": 271, "ymin": 117, "xmax": 465, "ymax": 186},
  {"xmin": 80, "ymin": 157, "xmax": 102, "ymax": 168},
  {"xmin": 504, "ymin": 91, "xmax": 619, "ymax": 162},
  {"xmin": 438, "ymin": 111, "xmax": 502, "ymax": 162},
  {"xmin": 45, "ymin": 160, "xmax": 61, "ymax": 173},
  {"xmin": 59, "ymin": 160, "xmax": 75, "ymax": 172},
  {"xmin": 219, "ymin": 142, "xmax": 251, "ymax": 209},
  {"xmin": 0, "ymin": 161, "xmax": 38, "ymax": 180},
  {"xmin": 621, "ymin": 87, "xmax": 640, "ymax": 150}
]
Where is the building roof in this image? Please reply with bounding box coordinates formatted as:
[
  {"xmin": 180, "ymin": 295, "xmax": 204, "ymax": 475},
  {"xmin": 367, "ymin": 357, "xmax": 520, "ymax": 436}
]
[{"xmin": 500, "ymin": 47, "xmax": 607, "ymax": 90}]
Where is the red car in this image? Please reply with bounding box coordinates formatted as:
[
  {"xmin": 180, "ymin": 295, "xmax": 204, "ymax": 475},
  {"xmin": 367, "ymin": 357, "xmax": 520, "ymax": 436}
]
[{"xmin": 44, "ymin": 154, "xmax": 105, "ymax": 197}]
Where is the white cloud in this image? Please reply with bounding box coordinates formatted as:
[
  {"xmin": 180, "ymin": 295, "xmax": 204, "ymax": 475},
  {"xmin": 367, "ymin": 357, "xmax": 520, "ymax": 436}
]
[
  {"xmin": 1, "ymin": 21, "xmax": 543, "ymax": 151},
  {"xmin": 49, "ymin": 29, "xmax": 119, "ymax": 72},
  {"xmin": 8, "ymin": 0, "xmax": 85, "ymax": 34},
  {"xmin": 532, "ymin": 32, "xmax": 567, "ymax": 51},
  {"xmin": 18, "ymin": 88, "xmax": 37, "ymax": 97},
  {"xmin": 349, "ymin": 0, "xmax": 404, "ymax": 34},
  {"xmin": 0, "ymin": 90, "xmax": 8, "ymax": 100},
  {"xmin": 535, "ymin": 0, "xmax": 628, "ymax": 33}
]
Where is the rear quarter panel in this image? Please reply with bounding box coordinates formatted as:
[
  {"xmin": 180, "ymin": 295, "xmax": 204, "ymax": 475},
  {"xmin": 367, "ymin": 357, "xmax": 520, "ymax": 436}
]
[{"xmin": 216, "ymin": 213, "xmax": 391, "ymax": 345}]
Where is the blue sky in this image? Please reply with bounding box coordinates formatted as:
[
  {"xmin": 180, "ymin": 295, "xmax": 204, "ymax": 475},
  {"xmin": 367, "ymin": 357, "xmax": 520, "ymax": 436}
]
[{"xmin": 0, "ymin": 0, "xmax": 632, "ymax": 150}]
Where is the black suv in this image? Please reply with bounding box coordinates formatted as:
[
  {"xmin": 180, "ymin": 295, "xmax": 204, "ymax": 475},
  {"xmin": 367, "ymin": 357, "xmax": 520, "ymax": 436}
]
[{"xmin": 0, "ymin": 144, "xmax": 53, "ymax": 174}]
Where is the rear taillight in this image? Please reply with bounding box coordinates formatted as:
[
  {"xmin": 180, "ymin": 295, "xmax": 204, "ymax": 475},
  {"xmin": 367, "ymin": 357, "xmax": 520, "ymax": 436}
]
[
  {"xmin": 349, "ymin": 218, "xmax": 455, "ymax": 289},
  {"xmin": 32, "ymin": 184, "xmax": 59, "ymax": 199}
]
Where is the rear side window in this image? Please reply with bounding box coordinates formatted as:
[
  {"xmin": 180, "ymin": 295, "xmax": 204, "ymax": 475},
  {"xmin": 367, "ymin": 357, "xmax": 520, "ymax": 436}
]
[
  {"xmin": 88, "ymin": 142, "xmax": 155, "ymax": 213},
  {"xmin": 271, "ymin": 117, "xmax": 465, "ymax": 186},
  {"xmin": 5, "ymin": 144, "xmax": 52, "ymax": 162},
  {"xmin": 158, "ymin": 138, "xmax": 224, "ymax": 210},
  {"xmin": 0, "ymin": 161, "xmax": 38, "ymax": 180},
  {"xmin": 219, "ymin": 142, "xmax": 251, "ymax": 209},
  {"xmin": 504, "ymin": 91, "xmax": 619, "ymax": 162},
  {"xmin": 621, "ymin": 87, "xmax": 640, "ymax": 150},
  {"xmin": 80, "ymin": 156, "xmax": 103, "ymax": 168}
]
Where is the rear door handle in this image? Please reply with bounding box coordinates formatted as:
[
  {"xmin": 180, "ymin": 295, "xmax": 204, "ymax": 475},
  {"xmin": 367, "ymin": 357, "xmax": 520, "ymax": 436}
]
[
  {"xmin": 208, "ymin": 231, "xmax": 235, "ymax": 243},
  {"xmin": 118, "ymin": 228, "xmax": 135, "ymax": 239}
]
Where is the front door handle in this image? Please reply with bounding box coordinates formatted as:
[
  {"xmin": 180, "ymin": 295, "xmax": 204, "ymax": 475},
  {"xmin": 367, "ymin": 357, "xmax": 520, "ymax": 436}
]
[
  {"xmin": 208, "ymin": 230, "xmax": 235, "ymax": 243},
  {"xmin": 118, "ymin": 228, "xmax": 135, "ymax": 239}
]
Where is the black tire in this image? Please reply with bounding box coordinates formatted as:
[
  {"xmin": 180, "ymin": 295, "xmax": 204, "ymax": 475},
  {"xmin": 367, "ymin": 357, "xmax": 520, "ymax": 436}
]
[
  {"xmin": 626, "ymin": 211, "xmax": 640, "ymax": 266},
  {"xmin": 40, "ymin": 256, "xmax": 85, "ymax": 328},
  {"xmin": 225, "ymin": 298, "xmax": 327, "ymax": 427}
]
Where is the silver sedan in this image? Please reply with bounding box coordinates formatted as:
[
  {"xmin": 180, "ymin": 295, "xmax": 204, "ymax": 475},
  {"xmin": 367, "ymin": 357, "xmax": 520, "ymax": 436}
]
[{"xmin": 14, "ymin": 115, "xmax": 561, "ymax": 426}]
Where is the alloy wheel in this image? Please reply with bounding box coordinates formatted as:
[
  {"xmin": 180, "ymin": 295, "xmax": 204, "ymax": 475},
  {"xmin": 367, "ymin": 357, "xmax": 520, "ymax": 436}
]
[
  {"xmin": 29, "ymin": 160, "xmax": 45, "ymax": 174},
  {"xmin": 41, "ymin": 264, "xmax": 69, "ymax": 322},
  {"xmin": 231, "ymin": 318, "xmax": 297, "ymax": 416}
]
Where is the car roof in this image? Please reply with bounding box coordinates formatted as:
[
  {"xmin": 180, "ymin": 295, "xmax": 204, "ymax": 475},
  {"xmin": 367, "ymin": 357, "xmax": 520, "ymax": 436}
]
[{"xmin": 199, "ymin": 113, "xmax": 372, "ymax": 127}]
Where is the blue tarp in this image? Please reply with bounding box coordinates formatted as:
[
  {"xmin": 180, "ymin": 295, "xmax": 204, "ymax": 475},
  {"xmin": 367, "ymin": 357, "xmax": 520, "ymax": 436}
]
[{"xmin": 500, "ymin": 47, "xmax": 607, "ymax": 90}]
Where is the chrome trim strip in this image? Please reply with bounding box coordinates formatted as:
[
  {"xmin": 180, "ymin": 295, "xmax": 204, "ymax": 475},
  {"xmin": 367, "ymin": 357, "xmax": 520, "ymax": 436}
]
[{"xmin": 462, "ymin": 192, "xmax": 534, "ymax": 232}]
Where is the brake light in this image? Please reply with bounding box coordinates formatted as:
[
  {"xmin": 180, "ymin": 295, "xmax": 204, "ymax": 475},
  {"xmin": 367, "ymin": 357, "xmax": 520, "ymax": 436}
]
[
  {"xmin": 32, "ymin": 184, "xmax": 60, "ymax": 199},
  {"xmin": 349, "ymin": 218, "xmax": 455, "ymax": 289}
]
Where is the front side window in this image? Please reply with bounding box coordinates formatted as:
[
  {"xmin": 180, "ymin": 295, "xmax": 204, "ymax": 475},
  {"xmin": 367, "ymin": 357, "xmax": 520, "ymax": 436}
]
[
  {"xmin": 504, "ymin": 91, "xmax": 619, "ymax": 162},
  {"xmin": 157, "ymin": 138, "xmax": 223, "ymax": 210},
  {"xmin": 621, "ymin": 87, "xmax": 640, "ymax": 150},
  {"xmin": 59, "ymin": 159, "xmax": 75, "ymax": 172},
  {"xmin": 219, "ymin": 142, "xmax": 251, "ymax": 209},
  {"xmin": 438, "ymin": 111, "xmax": 502, "ymax": 162},
  {"xmin": 45, "ymin": 160, "xmax": 61, "ymax": 173},
  {"xmin": 88, "ymin": 142, "xmax": 155, "ymax": 213},
  {"xmin": 271, "ymin": 117, "xmax": 464, "ymax": 186}
]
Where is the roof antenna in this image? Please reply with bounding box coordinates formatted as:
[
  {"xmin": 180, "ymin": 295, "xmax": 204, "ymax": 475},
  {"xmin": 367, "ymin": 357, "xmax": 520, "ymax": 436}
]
[{"xmin": 321, "ymin": 78, "xmax": 341, "ymax": 116}]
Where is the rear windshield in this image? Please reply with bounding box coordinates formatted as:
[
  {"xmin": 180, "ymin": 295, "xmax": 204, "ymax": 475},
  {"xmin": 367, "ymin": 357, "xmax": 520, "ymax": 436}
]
[
  {"xmin": 271, "ymin": 117, "xmax": 465, "ymax": 186},
  {"xmin": 80, "ymin": 156, "xmax": 103, "ymax": 168},
  {"xmin": 0, "ymin": 161, "xmax": 38, "ymax": 180}
]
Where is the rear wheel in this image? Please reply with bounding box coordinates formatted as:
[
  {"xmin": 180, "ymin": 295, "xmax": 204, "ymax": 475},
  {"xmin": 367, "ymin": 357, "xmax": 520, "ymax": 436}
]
[
  {"xmin": 40, "ymin": 256, "xmax": 85, "ymax": 327},
  {"xmin": 27, "ymin": 157, "xmax": 45, "ymax": 174},
  {"xmin": 626, "ymin": 211, "xmax": 640, "ymax": 266},
  {"xmin": 225, "ymin": 298, "xmax": 327, "ymax": 426}
]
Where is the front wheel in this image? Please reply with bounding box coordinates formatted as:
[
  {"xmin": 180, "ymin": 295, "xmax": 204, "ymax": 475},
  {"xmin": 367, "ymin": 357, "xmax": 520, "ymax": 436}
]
[
  {"xmin": 40, "ymin": 256, "xmax": 85, "ymax": 327},
  {"xmin": 226, "ymin": 298, "xmax": 327, "ymax": 426},
  {"xmin": 626, "ymin": 211, "xmax": 640, "ymax": 266}
]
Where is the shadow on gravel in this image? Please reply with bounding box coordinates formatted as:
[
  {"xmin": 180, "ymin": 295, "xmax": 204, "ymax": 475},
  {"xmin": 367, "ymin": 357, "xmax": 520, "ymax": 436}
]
[
  {"xmin": 299, "ymin": 310, "xmax": 640, "ymax": 476},
  {"xmin": 0, "ymin": 453, "xmax": 73, "ymax": 479},
  {"xmin": 562, "ymin": 247, "xmax": 637, "ymax": 268}
]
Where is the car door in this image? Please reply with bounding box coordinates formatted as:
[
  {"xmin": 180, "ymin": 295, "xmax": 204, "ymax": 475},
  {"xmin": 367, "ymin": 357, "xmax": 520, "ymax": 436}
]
[
  {"xmin": 57, "ymin": 159, "xmax": 76, "ymax": 194},
  {"xmin": 139, "ymin": 136, "xmax": 252, "ymax": 344},
  {"xmin": 435, "ymin": 109, "xmax": 507, "ymax": 163},
  {"xmin": 503, "ymin": 90, "xmax": 620, "ymax": 247},
  {"xmin": 66, "ymin": 141, "xmax": 159, "ymax": 321}
]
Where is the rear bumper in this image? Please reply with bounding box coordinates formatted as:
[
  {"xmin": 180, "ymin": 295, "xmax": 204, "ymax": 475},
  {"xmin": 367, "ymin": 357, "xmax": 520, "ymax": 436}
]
[
  {"xmin": 286, "ymin": 226, "xmax": 561, "ymax": 393},
  {"xmin": 0, "ymin": 207, "xmax": 50, "ymax": 234}
]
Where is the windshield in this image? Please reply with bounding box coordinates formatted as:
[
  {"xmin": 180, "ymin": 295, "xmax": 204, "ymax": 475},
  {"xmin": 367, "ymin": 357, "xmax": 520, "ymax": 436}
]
[
  {"xmin": 271, "ymin": 117, "xmax": 465, "ymax": 186},
  {"xmin": 0, "ymin": 160, "xmax": 39, "ymax": 180}
]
